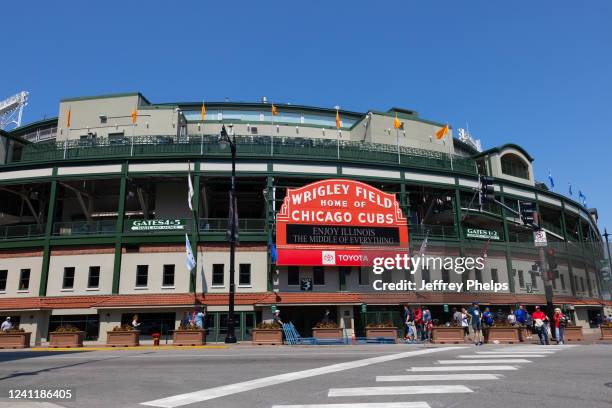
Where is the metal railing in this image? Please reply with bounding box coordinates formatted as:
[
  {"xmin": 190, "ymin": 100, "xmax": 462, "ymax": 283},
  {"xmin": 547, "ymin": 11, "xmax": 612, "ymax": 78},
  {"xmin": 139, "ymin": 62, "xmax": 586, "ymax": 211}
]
[
  {"xmin": 409, "ymin": 224, "xmax": 458, "ymax": 239},
  {"xmin": 0, "ymin": 224, "xmax": 45, "ymax": 239},
  {"xmin": 16, "ymin": 134, "xmax": 477, "ymax": 174},
  {"xmin": 199, "ymin": 218, "xmax": 266, "ymax": 233},
  {"xmin": 52, "ymin": 220, "xmax": 116, "ymax": 236}
]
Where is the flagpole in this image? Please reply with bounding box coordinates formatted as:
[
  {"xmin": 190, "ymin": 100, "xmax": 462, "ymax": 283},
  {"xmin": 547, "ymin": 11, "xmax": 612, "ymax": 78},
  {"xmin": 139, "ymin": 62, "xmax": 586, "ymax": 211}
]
[
  {"xmin": 271, "ymin": 106, "xmax": 274, "ymax": 156},
  {"xmin": 396, "ymin": 128, "xmax": 400, "ymax": 164},
  {"xmin": 337, "ymin": 130, "xmax": 340, "ymax": 159},
  {"xmin": 448, "ymin": 133, "xmax": 453, "ymax": 171}
]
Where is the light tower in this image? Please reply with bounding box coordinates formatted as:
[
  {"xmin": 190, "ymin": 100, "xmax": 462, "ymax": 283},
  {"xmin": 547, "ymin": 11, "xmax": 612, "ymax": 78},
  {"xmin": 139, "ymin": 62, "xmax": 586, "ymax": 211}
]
[{"xmin": 0, "ymin": 91, "xmax": 29, "ymax": 130}]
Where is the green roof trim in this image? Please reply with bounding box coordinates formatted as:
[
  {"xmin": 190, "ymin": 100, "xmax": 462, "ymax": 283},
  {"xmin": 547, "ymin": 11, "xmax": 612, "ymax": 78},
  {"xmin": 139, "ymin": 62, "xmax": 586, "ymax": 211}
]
[
  {"xmin": 474, "ymin": 143, "xmax": 534, "ymax": 162},
  {"xmin": 60, "ymin": 92, "xmax": 151, "ymax": 105},
  {"xmin": 8, "ymin": 118, "xmax": 58, "ymax": 137},
  {"xmin": 387, "ymin": 107, "xmax": 419, "ymax": 118},
  {"xmin": 0, "ymin": 129, "xmax": 30, "ymax": 145}
]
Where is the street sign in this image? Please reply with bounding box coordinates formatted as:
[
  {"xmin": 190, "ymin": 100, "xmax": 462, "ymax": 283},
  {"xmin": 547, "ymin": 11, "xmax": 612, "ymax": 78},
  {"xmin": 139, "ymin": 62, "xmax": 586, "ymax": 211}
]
[
  {"xmin": 534, "ymin": 229, "xmax": 548, "ymax": 247},
  {"xmin": 127, "ymin": 219, "xmax": 187, "ymax": 232}
]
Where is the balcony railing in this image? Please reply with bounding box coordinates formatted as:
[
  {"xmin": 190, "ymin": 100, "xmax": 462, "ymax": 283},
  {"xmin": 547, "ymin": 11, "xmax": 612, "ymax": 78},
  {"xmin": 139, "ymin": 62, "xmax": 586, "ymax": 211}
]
[
  {"xmin": 409, "ymin": 224, "xmax": 458, "ymax": 239},
  {"xmin": 0, "ymin": 224, "xmax": 45, "ymax": 239},
  {"xmin": 53, "ymin": 220, "xmax": 117, "ymax": 236},
  {"xmin": 199, "ymin": 218, "xmax": 266, "ymax": 233},
  {"xmin": 16, "ymin": 134, "xmax": 477, "ymax": 174}
]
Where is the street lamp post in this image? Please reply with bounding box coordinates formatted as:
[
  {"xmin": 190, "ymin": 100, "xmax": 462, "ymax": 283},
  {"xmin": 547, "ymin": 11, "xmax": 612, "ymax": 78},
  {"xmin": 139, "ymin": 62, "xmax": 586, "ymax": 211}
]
[
  {"xmin": 603, "ymin": 228, "xmax": 612, "ymax": 281},
  {"xmin": 220, "ymin": 124, "xmax": 237, "ymax": 343}
]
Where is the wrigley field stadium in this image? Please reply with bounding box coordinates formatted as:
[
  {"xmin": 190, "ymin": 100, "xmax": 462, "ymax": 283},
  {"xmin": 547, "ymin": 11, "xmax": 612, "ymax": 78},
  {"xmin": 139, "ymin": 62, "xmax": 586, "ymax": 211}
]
[{"xmin": 0, "ymin": 92, "xmax": 610, "ymax": 345}]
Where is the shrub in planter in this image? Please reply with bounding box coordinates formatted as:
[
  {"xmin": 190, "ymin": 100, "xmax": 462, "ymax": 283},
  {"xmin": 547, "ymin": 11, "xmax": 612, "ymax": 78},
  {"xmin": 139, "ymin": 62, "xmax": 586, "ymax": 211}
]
[
  {"xmin": 49, "ymin": 325, "xmax": 84, "ymax": 348},
  {"xmin": 0, "ymin": 328, "xmax": 31, "ymax": 349},
  {"xmin": 562, "ymin": 324, "xmax": 583, "ymax": 342},
  {"xmin": 483, "ymin": 323, "xmax": 521, "ymax": 344},
  {"xmin": 365, "ymin": 321, "xmax": 398, "ymax": 341},
  {"xmin": 252, "ymin": 322, "xmax": 283, "ymax": 345},
  {"xmin": 431, "ymin": 324, "xmax": 466, "ymax": 344},
  {"xmin": 173, "ymin": 323, "xmax": 206, "ymax": 346},
  {"xmin": 312, "ymin": 321, "xmax": 343, "ymax": 341},
  {"xmin": 600, "ymin": 323, "xmax": 612, "ymax": 340},
  {"xmin": 107, "ymin": 325, "xmax": 140, "ymax": 347}
]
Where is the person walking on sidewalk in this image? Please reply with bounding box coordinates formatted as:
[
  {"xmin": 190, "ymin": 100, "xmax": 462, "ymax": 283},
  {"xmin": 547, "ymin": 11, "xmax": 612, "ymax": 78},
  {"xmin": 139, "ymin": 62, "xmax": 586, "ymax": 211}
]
[
  {"xmin": 469, "ymin": 303, "xmax": 483, "ymax": 345},
  {"xmin": 1, "ymin": 317, "xmax": 12, "ymax": 332},
  {"xmin": 422, "ymin": 306, "xmax": 432, "ymax": 341},
  {"xmin": 414, "ymin": 306, "xmax": 423, "ymax": 341},
  {"xmin": 403, "ymin": 305, "xmax": 413, "ymax": 340},
  {"xmin": 532, "ymin": 306, "xmax": 550, "ymax": 345},
  {"xmin": 553, "ymin": 308, "xmax": 568, "ymax": 345},
  {"xmin": 460, "ymin": 308, "xmax": 470, "ymax": 340}
]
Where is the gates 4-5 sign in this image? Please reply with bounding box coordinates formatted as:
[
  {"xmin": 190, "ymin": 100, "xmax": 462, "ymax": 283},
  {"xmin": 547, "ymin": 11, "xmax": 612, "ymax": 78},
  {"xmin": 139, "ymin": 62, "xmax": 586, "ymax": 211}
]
[{"xmin": 534, "ymin": 229, "xmax": 547, "ymax": 247}]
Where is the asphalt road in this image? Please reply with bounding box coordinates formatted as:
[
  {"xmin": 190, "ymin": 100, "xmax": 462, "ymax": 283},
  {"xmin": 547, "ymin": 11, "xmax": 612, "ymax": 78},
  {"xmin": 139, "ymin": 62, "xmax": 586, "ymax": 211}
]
[{"xmin": 0, "ymin": 344, "xmax": 610, "ymax": 408}]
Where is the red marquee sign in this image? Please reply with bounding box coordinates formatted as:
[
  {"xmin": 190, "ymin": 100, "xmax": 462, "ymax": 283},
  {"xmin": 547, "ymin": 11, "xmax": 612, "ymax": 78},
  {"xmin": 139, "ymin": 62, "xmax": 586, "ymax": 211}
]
[{"xmin": 276, "ymin": 179, "xmax": 409, "ymax": 266}]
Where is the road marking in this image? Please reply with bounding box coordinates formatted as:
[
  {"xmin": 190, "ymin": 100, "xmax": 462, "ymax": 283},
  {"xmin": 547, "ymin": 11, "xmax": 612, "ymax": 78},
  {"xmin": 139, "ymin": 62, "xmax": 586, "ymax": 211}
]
[
  {"xmin": 140, "ymin": 346, "xmax": 464, "ymax": 407},
  {"xmin": 475, "ymin": 351, "xmax": 554, "ymax": 355},
  {"xmin": 458, "ymin": 354, "xmax": 546, "ymax": 358},
  {"xmin": 271, "ymin": 403, "xmax": 431, "ymax": 408},
  {"xmin": 409, "ymin": 365, "xmax": 518, "ymax": 371},
  {"xmin": 328, "ymin": 385, "xmax": 472, "ymax": 397},
  {"xmin": 437, "ymin": 359, "xmax": 531, "ymax": 364},
  {"xmin": 377, "ymin": 373, "xmax": 502, "ymax": 381}
]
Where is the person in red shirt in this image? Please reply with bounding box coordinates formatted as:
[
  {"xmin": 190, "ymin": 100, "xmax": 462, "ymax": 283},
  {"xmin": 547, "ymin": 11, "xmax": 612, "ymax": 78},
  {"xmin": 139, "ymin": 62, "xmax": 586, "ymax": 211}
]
[
  {"xmin": 553, "ymin": 308, "xmax": 567, "ymax": 345},
  {"xmin": 532, "ymin": 306, "xmax": 550, "ymax": 345},
  {"xmin": 414, "ymin": 306, "xmax": 423, "ymax": 341}
]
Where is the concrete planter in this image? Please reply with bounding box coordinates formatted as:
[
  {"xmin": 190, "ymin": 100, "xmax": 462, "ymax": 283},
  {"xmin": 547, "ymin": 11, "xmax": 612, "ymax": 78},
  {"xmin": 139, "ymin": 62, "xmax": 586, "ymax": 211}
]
[
  {"xmin": 106, "ymin": 331, "xmax": 140, "ymax": 347},
  {"xmin": 563, "ymin": 326, "xmax": 583, "ymax": 342},
  {"xmin": 312, "ymin": 327, "xmax": 343, "ymax": 341},
  {"xmin": 0, "ymin": 332, "xmax": 31, "ymax": 349},
  {"xmin": 49, "ymin": 331, "xmax": 85, "ymax": 348},
  {"xmin": 600, "ymin": 326, "xmax": 612, "ymax": 340},
  {"xmin": 365, "ymin": 327, "xmax": 398, "ymax": 342},
  {"xmin": 252, "ymin": 329, "xmax": 283, "ymax": 345},
  {"xmin": 173, "ymin": 330, "xmax": 206, "ymax": 346},
  {"xmin": 431, "ymin": 327, "xmax": 466, "ymax": 344},
  {"xmin": 484, "ymin": 327, "xmax": 521, "ymax": 344}
]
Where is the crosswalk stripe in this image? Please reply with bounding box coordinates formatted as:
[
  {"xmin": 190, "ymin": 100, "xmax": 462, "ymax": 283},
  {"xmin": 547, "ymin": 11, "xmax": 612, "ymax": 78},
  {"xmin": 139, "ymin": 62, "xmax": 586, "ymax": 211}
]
[
  {"xmin": 377, "ymin": 373, "xmax": 502, "ymax": 381},
  {"xmin": 458, "ymin": 354, "xmax": 546, "ymax": 358},
  {"xmin": 271, "ymin": 403, "xmax": 431, "ymax": 408},
  {"xmin": 475, "ymin": 351, "xmax": 554, "ymax": 355},
  {"xmin": 409, "ymin": 365, "xmax": 518, "ymax": 371},
  {"xmin": 437, "ymin": 359, "xmax": 531, "ymax": 364},
  {"xmin": 328, "ymin": 385, "xmax": 472, "ymax": 397}
]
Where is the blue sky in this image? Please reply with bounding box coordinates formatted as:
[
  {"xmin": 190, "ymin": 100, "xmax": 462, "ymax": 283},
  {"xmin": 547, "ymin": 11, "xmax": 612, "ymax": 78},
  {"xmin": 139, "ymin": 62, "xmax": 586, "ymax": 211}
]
[{"xmin": 3, "ymin": 1, "xmax": 611, "ymax": 232}]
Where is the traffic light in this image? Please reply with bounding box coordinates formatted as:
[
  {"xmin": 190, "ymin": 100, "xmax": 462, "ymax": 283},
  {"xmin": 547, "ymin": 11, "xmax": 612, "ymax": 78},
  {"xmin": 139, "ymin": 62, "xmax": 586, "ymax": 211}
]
[
  {"xmin": 519, "ymin": 201, "xmax": 536, "ymax": 227},
  {"xmin": 479, "ymin": 175, "xmax": 495, "ymax": 204}
]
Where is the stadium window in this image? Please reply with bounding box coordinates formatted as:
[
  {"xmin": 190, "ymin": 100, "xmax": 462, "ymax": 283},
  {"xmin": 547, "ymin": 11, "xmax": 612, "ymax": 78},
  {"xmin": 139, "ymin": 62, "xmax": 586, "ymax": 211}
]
[
  {"xmin": 560, "ymin": 274, "xmax": 566, "ymax": 290},
  {"xmin": 162, "ymin": 264, "xmax": 175, "ymax": 287},
  {"xmin": 313, "ymin": 266, "xmax": 325, "ymax": 285},
  {"xmin": 0, "ymin": 270, "xmax": 6, "ymax": 291},
  {"xmin": 359, "ymin": 266, "xmax": 369, "ymax": 285},
  {"xmin": 531, "ymin": 271, "xmax": 538, "ymax": 289},
  {"xmin": 288, "ymin": 266, "xmax": 299, "ymax": 286},
  {"xmin": 552, "ymin": 275, "xmax": 557, "ymax": 290},
  {"xmin": 88, "ymin": 266, "xmax": 100, "ymax": 289},
  {"xmin": 491, "ymin": 268, "xmax": 498, "ymax": 283},
  {"xmin": 462, "ymin": 269, "xmax": 469, "ymax": 288},
  {"xmin": 475, "ymin": 268, "xmax": 482, "ymax": 282},
  {"xmin": 136, "ymin": 265, "xmax": 149, "ymax": 287},
  {"xmin": 382, "ymin": 269, "xmax": 393, "ymax": 283},
  {"xmin": 239, "ymin": 264, "xmax": 251, "ymax": 286},
  {"xmin": 500, "ymin": 153, "xmax": 529, "ymax": 180},
  {"xmin": 580, "ymin": 276, "xmax": 585, "ymax": 292},
  {"xmin": 518, "ymin": 270, "xmax": 525, "ymax": 288},
  {"xmin": 19, "ymin": 269, "xmax": 30, "ymax": 291},
  {"xmin": 422, "ymin": 268, "xmax": 430, "ymax": 283},
  {"xmin": 62, "ymin": 267, "xmax": 75, "ymax": 289},
  {"xmin": 441, "ymin": 268, "xmax": 450, "ymax": 283},
  {"xmin": 212, "ymin": 264, "xmax": 224, "ymax": 286}
]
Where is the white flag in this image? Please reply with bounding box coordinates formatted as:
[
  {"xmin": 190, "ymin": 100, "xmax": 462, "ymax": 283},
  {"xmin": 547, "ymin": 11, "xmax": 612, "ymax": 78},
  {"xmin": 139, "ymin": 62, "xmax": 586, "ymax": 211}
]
[
  {"xmin": 185, "ymin": 234, "xmax": 196, "ymax": 271},
  {"xmin": 417, "ymin": 230, "xmax": 429, "ymax": 258},
  {"xmin": 187, "ymin": 172, "xmax": 194, "ymax": 211}
]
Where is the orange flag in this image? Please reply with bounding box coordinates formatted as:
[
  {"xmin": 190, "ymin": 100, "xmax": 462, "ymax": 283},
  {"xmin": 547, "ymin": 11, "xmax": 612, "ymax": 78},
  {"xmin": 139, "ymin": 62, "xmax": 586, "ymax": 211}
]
[
  {"xmin": 201, "ymin": 102, "xmax": 206, "ymax": 122},
  {"xmin": 131, "ymin": 109, "xmax": 137, "ymax": 124},
  {"xmin": 271, "ymin": 104, "xmax": 278, "ymax": 116},
  {"xmin": 393, "ymin": 114, "xmax": 402, "ymax": 129},
  {"xmin": 335, "ymin": 109, "xmax": 341, "ymax": 129},
  {"xmin": 66, "ymin": 109, "xmax": 71, "ymax": 128},
  {"xmin": 435, "ymin": 124, "xmax": 449, "ymax": 140}
]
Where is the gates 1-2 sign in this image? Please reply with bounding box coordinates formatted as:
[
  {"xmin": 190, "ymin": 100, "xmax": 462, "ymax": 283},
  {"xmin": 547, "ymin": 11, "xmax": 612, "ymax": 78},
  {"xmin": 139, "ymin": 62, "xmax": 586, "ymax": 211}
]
[{"xmin": 276, "ymin": 179, "xmax": 409, "ymax": 266}]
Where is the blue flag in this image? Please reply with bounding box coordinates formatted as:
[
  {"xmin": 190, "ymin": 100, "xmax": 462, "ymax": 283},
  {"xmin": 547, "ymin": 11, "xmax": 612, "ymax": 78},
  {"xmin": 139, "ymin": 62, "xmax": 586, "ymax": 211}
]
[
  {"xmin": 269, "ymin": 235, "xmax": 278, "ymax": 263},
  {"xmin": 548, "ymin": 170, "xmax": 554, "ymax": 189},
  {"xmin": 185, "ymin": 234, "xmax": 196, "ymax": 271},
  {"xmin": 578, "ymin": 191, "xmax": 586, "ymax": 206},
  {"xmin": 568, "ymin": 183, "xmax": 573, "ymax": 196}
]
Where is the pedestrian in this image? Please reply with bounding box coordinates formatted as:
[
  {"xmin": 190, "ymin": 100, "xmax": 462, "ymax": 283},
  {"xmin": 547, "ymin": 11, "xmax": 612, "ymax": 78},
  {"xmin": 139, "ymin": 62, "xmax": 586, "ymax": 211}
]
[
  {"xmin": 553, "ymin": 308, "xmax": 567, "ymax": 345},
  {"xmin": 194, "ymin": 308, "xmax": 205, "ymax": 329},
  {"xmin": 1, "ymin": 317, "xmax": 12, "ymax": 332},
  {"xmin": 592, "ymin": 313, "xmax": 603, "ymax": 327},
  {"xmin": 469, "ymin": 303, "xmax": 483, "ymax": 345},
  {"xmin": 607, "ymin": 315, "xmax": 612, "ymax": 324},
  {"xmin": 532, "ymin": 306, "xmax": 550, "ymax": 345},
  {"xmin": 272, "ymin": 309, "xmax": 283, "ymax": 326},
  {"xmin": 508, "ymin": 309, "xmax": 517, "ymax": 326},
  {"xmin": 482, "ymin": 307, "xmax": 494, "ymax": 328},
  {"xmin": 524, "ymin": 310, "xmax": 533, "ymax": 339},
  {"xmin": 422, "ymin": 306, "xmax": 432, "ymax": 341},
  {"xmin": 414, "ymin": 306, "xmax": 423, "ymax": 341},
  {"xmin": 403, "ymin": 305, "xmax": 413, "ymax": 340},
  {"xmin": 322, "ymin": 309, "xmax": 331, "ymax": 324},
  {"xmin": 452, "ymin": 307, "xmax": 462, "ymax": 326},
  {"xmin": 132, "ymin": 314, "xmax": 141, "ymax": 329},
  {"xmin": 460, "ymin": 308, "xmax": 470, "ymax": 340}
]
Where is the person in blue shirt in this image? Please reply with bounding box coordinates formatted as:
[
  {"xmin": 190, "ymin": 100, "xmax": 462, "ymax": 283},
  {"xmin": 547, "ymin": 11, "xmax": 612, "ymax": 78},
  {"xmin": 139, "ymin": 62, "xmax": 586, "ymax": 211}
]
[
  {"xmin": 403, "ymin": 305, "xmax": 413, "ymax": 340},
  {"xmin": 469, "ymin": 303, "xmax": 483, "ymax": 345},
  {"xmin": 515, "ymin": 304, "xmax": 526, "ymax": 324},
  {"xmin": 194, "ymin": 308, "xmax": 205, "ymax": 329},
  {"xmin": 482, "ymin": 307, "xmax": 494, "ymax": 328}
]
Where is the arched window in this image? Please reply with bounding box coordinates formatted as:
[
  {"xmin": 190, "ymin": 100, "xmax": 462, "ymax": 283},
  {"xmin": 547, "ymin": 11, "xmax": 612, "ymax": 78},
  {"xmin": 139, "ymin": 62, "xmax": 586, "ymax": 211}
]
[{"xmin": 501, "ymin": 153, "xmax": 529, "ymax": 180}]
